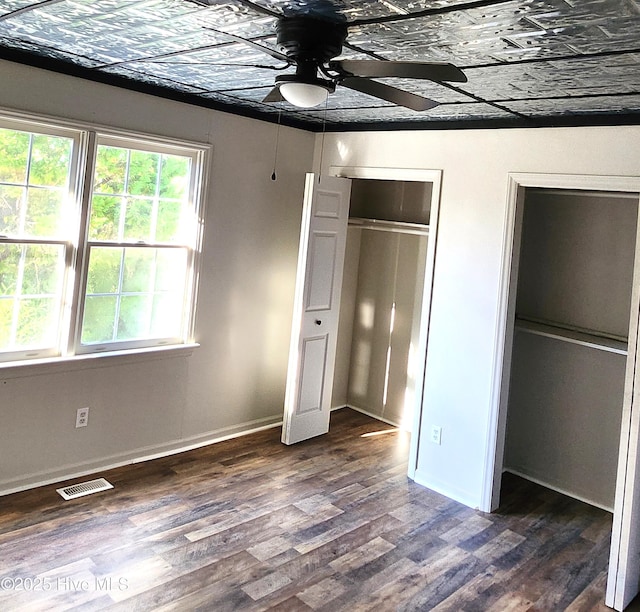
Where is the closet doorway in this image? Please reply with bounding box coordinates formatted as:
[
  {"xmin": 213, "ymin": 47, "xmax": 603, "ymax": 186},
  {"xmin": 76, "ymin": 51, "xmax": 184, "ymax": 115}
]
[
  {"xmin": 330, "ymin": 166, "xmax": 442, "ymax": 477},
  {"xmin": 491, "ymin": 173, "xmax": 640, "ymax": 611}
]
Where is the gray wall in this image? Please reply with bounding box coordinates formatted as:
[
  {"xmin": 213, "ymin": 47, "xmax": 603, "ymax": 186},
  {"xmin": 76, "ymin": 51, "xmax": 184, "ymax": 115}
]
[
  {"xmin": 504, "ymin": 190, "xmax": 637, "ymax": 509},
  {"xmin": 516, "ymin": 191, "xmax": 637, "ymax": 337},
  {"xmin": 343, "ymin": 228, "xmax": 426, "ymax": 427},
  {"xmin": 0, "ymin": 60, "xmax": 315, "ymax": 493},
  {"xmin": 506, "ymin": 332, "xmax": 626, "ymax": 509}
]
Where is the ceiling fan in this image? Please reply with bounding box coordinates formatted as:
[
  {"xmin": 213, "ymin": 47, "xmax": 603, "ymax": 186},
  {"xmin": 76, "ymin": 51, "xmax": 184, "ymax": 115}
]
[{"xmin": 211, "ymin": 16, "xmax": 467, "ymax": 111}]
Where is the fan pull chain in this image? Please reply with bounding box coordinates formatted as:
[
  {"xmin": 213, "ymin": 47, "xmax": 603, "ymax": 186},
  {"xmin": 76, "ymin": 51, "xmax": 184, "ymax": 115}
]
[
  {"xmin": 271, "ymin": 110, "xmax": 282, "ymax": 181},
  {"xmin": 317, "ymin": 97, "xmax": 329, "ymax": 183}
]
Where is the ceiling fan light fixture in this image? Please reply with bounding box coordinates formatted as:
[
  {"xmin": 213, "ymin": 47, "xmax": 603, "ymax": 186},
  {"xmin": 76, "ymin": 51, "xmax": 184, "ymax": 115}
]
[{"xmin": 279, "ymin": 81, "xmax": 330, "ymax": 108}]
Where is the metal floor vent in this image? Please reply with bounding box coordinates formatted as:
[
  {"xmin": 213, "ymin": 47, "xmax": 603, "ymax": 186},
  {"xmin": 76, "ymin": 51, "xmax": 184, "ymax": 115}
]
[{"xmin": 56, "ymin": 478, "xmax": 113, "ymax": 500}]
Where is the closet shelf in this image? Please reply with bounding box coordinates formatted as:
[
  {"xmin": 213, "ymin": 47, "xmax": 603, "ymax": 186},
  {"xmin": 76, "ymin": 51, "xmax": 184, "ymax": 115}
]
[
  {"xmin": 348, "ymin": 217, "xmax": 429, "ymax": 235},
  {"xmin": 515, "ymin": 318, "xmax": 628, "ymax": 355}
]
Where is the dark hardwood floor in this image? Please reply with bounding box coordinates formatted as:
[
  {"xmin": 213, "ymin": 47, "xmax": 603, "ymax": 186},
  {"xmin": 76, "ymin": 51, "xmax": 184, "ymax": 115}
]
[{"xmin": 0, "ymin": 408, "xmax": 616, "ymax": 611}]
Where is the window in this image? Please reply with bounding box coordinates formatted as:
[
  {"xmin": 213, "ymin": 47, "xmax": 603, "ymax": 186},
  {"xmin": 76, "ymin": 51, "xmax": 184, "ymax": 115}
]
[{"xmin": 0, "ymin": 116, "xmax": 207, "ymax": 363}]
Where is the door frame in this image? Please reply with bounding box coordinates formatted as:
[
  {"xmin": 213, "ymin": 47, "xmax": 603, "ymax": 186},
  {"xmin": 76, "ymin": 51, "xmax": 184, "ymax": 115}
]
[
  {"xmin": 487, "ymin": 172, "xmax": 640, "ymax": 610},
  {"xmin": 329, "ymin": 165, "xmax": 442, "ymax": 479}
]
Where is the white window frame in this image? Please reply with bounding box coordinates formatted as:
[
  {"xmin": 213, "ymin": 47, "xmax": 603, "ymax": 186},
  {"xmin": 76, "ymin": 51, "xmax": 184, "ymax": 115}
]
[{"xmin": 0, "ymin": 112, "xmax": 208, "ymax": 364}]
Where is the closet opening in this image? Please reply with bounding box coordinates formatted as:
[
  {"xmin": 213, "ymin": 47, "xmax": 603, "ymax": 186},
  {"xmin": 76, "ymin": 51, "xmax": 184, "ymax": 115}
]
[
  {"xmin": 493, "ymin": 176, "xmax": 640, "ymax": 611},
  {"xmin": 329, "ymin": 169, "xmax": 441, "ymax": 474},
  {"xmin": 503, "ymin": 187, "xmax": 637, "ymax": 511}
]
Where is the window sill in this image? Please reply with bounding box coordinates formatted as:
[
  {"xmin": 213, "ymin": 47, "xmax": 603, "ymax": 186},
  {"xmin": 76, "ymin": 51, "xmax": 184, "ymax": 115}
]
[{"xmin": 0, "ymin": 343, "xmax": 200, "ymax": 379}]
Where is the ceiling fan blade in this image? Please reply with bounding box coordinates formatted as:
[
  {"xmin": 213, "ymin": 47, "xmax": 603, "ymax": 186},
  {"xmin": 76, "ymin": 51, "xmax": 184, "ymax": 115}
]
[
  {"xmin": 203, "ymin": 27, "xmax": 291, "ymax": 64},
  {"xmin": 341, "ymin": 77, "xmax": 439, "ymax": 112},
  {"xmin": 331, "ymin": 60, "xmax": 467, "ymax": 83},
  {"xmin": 263, "ymin": 86, "xmax": 285, "ymax": 103}
]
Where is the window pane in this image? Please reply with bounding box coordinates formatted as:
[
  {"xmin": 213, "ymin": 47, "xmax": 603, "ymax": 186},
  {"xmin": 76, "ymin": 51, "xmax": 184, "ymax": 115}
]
[
  {"xmin": 0, "ymin": 243, "xmax": 64, "ymax": 298},
  {"xmin": 24, "ymin": 187, "xmax": 65, "ymax": 237},
  {"xmin": 117, "ymin": 295, "xmax": 151, "ymax": 340},
  {"xmin": 0, "ymin": 243, "xmax": 65, "ymax": 351},
  {"xmin": 89, "ymin": 145, "xmax": 193, "ymax": 246},
  {"xmin": 86, "ymin": 246, "xmax": 122, "ymax": 294},
  {"xmin": 151, "ymin": 249, "xmax": 187, "ymax": 337},
  {"xmin": 81, "ymin": 296, "xmax": 117, "ymax": 344},
  {"xmin": 128, "ymin": 150, "xmax": 159, "ymax": 196},
  {"xmin": 21, "ymin": 244, "xmax": 64, "ymax": 295},
  {"xmin": 0, "ymin": 185, "xmax": 24, "ymax": 235},
  {"xmin": 122, "ymin": 247, "xmax": 153, "ymax": 293},
  {"xmin": 155, "ymin": 248, "xmax": 187, "ymax": 291},
  {"xmin": 123, "ymin": 197, "xmax": 152, "ymax": 241},
  {"xmin": 0, "ymin": 121, "xmax": 76, "ymax": 352},
  {"xmin": 0, "ymin": 128, "xmax": 29, "ymax": 184},
  {"xmin": 81, "ymin": 136, "xmax": 201, "ymax": 353},
  {"xmin": 0, "ymin": 299, "xmax": 12, "ymax": 349},
  {"xmin": 29, "ymin": 134, "xmax": 72, "ymax": 187},
  {"xmin": 156, "ymin": 199, "xmax": 183, "ymax": 242},
  {"xmin": 0, "ymin": 122, "xmax": 202, "ymax": 359},
  {"xmin": 151, "ymin": 293, "xmax": 183, "ymax": 337},
  {"xmin": 159, "ymin": 155, "xmax": 190, "ymax": 199},
  {"xmin": 89, "ymin": 194, "xmax": 123, "ymax": 240},
  {"xmin": 15, "ymin": 297, "xmax": 58, "ymax": 347},
  {"xmin": 0, "ymin": 127, "xmax": 74, "ymax": 240},
  {"xmin": 94, "ymin": 146, "xmax": 126, "ymax": 194},
  {"xmin": 81, "ymin": 246, "xmax": 188, "ymax": 345},
  {"xmin": 0, "ymin": 244, "xmax": 20, "ymax": 295}
]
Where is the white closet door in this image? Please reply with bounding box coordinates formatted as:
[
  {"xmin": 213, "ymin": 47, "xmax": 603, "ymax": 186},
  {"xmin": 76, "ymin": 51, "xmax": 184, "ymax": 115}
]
[{"xmin": 282, "ymin": 174, "xmax": 351, "ymax": 445}]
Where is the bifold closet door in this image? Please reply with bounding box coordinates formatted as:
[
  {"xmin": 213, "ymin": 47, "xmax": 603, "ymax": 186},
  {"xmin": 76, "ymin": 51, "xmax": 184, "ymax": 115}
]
[{"xmin": 282, "ymin": 174, "xmax": 351, "ymax": 445}]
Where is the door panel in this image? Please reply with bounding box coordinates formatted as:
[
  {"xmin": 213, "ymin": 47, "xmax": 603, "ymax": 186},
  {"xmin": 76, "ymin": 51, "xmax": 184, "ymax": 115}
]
[
  {"xmin": 298, "ymin": 335, "xmax": 328, "ymax": 414},
  {"xmin": 282, "ymin": 174, "xmax": 351, "ymax": 445},
  {"xmin": 306, "ymin": 232, "xmax": 338, "ymax": 311}
]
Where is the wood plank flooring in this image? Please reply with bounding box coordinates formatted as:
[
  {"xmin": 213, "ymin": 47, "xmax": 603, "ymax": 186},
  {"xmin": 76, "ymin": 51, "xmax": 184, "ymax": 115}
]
[{"xmin": 0, "ymin": 408, "xmax": 617, "ymax": 611}]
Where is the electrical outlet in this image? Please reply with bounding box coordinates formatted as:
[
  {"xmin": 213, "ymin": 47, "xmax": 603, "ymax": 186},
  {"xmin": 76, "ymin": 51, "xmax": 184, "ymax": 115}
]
[
  {"xmin": 76, "ymin": 407, "xmax": 89, "ymax": 428},
  {"xmin": 430, "ymin": 425, "xmax": 442, "ymax": 445}
]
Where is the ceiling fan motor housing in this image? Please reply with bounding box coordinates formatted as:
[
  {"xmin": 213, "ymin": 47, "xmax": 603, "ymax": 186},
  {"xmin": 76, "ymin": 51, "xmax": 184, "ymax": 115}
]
[{"xmin": 276, "ymin": 17, "xmax": 348, "ymax": 63}]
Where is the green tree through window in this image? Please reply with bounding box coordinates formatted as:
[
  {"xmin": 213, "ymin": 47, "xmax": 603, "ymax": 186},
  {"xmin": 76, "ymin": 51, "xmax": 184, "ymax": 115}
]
[{"xmin": 0, "ymin": 117, "xmax": 206, "ymax": 362}]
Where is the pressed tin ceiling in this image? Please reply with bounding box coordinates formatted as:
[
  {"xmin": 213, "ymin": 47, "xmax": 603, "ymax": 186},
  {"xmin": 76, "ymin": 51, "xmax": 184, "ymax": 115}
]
[{"xmin": 0, "ymin": 0, "xmax": 639, "ymax": 130}]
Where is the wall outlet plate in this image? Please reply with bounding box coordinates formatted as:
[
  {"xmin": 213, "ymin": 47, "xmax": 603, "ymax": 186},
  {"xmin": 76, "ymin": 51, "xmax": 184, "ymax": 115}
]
[
  {"xmin": 76, "ymin": 407, "xmax": 89, "ymax": 428},
  {"xmin": 430, "ymin": 425, "xmax": 442, "ymax": 445}
]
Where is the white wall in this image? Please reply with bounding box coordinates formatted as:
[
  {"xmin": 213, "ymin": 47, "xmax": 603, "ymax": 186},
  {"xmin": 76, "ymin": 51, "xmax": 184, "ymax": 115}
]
[
  {"xmin": 0, "ymin": 60, "xmax": 315, "ymax": 493},
  {"xmin": 316, "ymin": 125, "xmax": 640, "ymax": 510}
]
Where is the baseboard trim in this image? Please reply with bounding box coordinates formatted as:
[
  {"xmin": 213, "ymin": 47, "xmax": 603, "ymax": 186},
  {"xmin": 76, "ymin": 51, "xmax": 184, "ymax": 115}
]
[
  {"xmin": 412, "ymin": 469, "xmax": 481, "ymax": 510},
  {"xmin": 503, "ymin": 468, "xmax": 613, "ymax": 513},
  {"xmin": 336, "ymin": 404, "xmax": 404, "ymax": 429},
  {"xmin": 0, "ymin": 415, "xmax": 283, "ymax": 497}
]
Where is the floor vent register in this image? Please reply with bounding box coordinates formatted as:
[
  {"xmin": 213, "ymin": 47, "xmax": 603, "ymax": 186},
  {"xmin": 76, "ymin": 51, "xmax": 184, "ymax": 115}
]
[{"xmin": 56, "ymin": 478, "xmax": 114, "ymax": 500}]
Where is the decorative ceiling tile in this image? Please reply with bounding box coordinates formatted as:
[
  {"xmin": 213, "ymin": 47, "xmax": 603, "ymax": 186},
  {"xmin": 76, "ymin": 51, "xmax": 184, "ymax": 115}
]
[
  {"xmin": 0, "ymin": 1, "xmax": 38, "ymax": 11},
  {"xmin": 463, "ymin": 52, "xmax": 640, "ymax": 100},
  {"xmin": 297, "ymin": 101, "xmax": 514, "ymax": 123},
  {"xmin": 506, "ymin": 94, "xmax": 640, "ymax": 116},
  {"xmin": 0, "ymin": 0, "xmax": 638, "ymax": 128}
]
